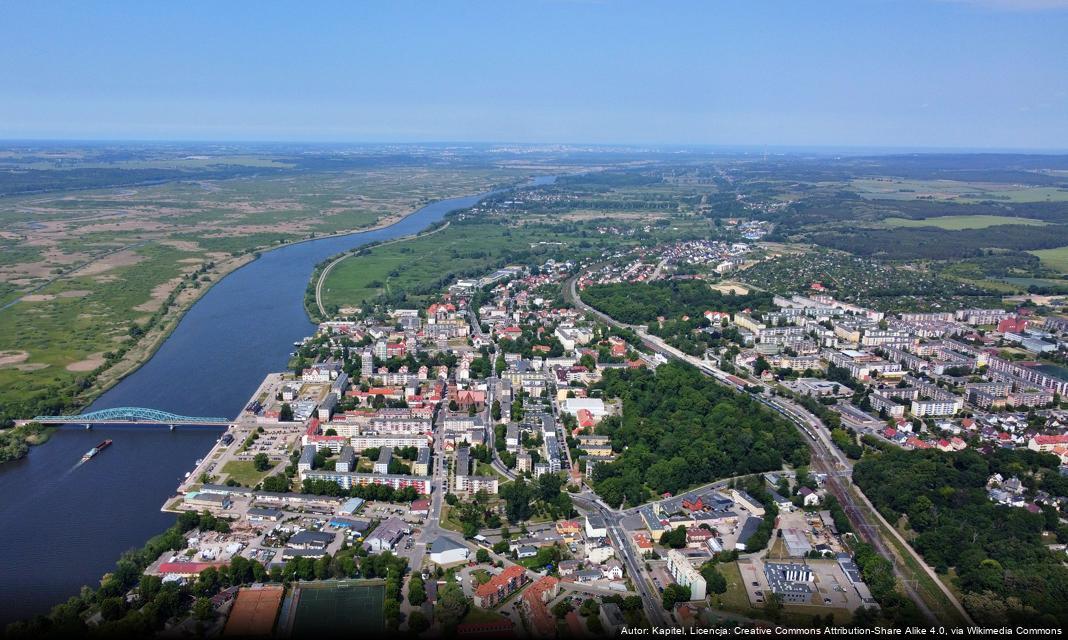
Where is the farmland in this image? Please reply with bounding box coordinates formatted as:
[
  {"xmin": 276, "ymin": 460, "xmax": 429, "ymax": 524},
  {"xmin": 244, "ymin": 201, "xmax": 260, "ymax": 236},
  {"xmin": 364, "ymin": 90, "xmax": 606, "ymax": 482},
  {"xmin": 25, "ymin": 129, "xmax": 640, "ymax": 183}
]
[
  {"xmin": 879, "ymin": 215, "xmax": 1049, "ymax": 230},
  {"xmin": 1030, "ymin": 246, "xmax": 1068, "ymax": 274}
]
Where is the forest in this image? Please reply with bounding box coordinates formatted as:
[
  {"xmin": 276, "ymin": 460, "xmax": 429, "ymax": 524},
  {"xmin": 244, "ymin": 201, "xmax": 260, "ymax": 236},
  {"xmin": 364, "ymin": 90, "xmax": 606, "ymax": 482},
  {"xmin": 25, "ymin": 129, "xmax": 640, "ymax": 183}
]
[
  {"xmin": 582, "ymin": 281, "xmax": 774, "ymax": 326},
  {"xmin": 589, "ymin": 362, "xmax": 810, "ymax": 507},
  {"xmin": 853, "ymin": 448, "xmax": 1068, "ymax": 627},
  {"xmin": 808, "ymin": 224, "xmax": 1068, "ymax": 260}
]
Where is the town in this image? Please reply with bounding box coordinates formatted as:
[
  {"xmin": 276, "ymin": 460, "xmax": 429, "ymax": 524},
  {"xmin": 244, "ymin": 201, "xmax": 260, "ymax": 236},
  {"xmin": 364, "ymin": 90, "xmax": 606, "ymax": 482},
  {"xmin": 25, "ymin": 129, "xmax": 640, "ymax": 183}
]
[{"xmin": 139, "ymin": 234, "xmax": 1068, "ymax": 636}]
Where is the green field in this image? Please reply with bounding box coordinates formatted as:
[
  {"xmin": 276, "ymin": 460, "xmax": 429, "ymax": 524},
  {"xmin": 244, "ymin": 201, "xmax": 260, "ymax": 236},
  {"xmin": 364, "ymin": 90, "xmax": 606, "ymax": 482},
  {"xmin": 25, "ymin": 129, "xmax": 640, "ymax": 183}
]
[
  {"xmin": 0, "ymin": 163, "xmax": 519, "ymax": 423},
  {"xmin": 1030, "ymin": 246, "xmax": 1068, "ymax": 274},
  {"xmin": 319, "ymin": 220, "xmax": 622, "ymax": 312},
  {"xmin": 880, "ymin": 215, "xmax": 1049, "ymax": 230},
  {"xmin": 289, "ymin": 580, "xmax": 385, "ymax": 636},
  {"xmin": 221, "ymin": 460, "xmax": 273, "ymax": 487},
  {"xmin": 852, "ymin": 178, "xmax": 1068, "ymax": 203}
]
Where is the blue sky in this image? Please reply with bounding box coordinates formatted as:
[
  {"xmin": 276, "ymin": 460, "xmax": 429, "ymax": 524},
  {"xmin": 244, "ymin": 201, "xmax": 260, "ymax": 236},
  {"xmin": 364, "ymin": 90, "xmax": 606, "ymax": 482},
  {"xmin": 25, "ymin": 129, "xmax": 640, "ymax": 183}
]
[{"xmin": 1, "ymin": 0, "xmax": 1066, "ymax": 149}]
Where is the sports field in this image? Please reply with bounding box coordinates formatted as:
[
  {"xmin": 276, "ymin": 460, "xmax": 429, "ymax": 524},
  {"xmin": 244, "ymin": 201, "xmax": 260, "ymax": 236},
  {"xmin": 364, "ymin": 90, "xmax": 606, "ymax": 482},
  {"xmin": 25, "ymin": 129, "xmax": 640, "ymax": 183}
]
[{"xmin": 288, "ymin": 580, "xmax": 385, "ymax": 636}]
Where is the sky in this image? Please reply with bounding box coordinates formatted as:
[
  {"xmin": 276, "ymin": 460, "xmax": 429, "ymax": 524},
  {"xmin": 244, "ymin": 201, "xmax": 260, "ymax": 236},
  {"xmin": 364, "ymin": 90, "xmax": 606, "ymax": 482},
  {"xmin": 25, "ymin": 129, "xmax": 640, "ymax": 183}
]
[{"xmin": 1, "ymin": 0, "xmax": 1067, "ymax": 149}]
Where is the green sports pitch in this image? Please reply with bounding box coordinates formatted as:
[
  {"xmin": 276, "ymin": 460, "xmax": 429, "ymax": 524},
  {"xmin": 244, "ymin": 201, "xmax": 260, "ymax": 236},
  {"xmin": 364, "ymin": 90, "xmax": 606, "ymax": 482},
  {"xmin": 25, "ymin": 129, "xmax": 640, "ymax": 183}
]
[{"xmin": 290, "ymin": 580, "xmax": 385, "ymax": 635}]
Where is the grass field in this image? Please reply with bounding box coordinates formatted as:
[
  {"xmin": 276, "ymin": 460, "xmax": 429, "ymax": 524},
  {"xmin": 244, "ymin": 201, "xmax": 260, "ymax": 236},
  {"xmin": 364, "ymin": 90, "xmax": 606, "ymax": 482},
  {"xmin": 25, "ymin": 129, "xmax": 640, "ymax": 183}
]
[
  {"xmin": 289, "ymin": 580, "xmax": 385, "ymax": 636},
  {"xmin": 221, "ymin": 460, "xmax": 272, "ymax": 487},
  {"xmin": 852, "ymin": 178, "xmax": 1068, "ymax": 203},
  {"xmin": 1030, "ymin": 246, "xmax": 1068, "ymax": 274},
  {"xmin": 879, "ymin": 215, "xmax": 1049, "ymax": 230},
  {"xmin": 0, "ymin": 164, "xmax": 519, "ymax": 422},
  {"xmin": 319, "ymin": 220, "xmax": 626, "ymax": 312}
]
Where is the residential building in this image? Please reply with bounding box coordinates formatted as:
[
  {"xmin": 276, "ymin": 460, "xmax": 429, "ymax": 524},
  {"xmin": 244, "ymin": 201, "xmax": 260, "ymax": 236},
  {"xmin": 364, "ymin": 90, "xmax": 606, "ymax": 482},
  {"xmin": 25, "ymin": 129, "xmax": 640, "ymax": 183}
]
[{"xmin": 666, "ymin": 549, "xmax": 706, "ymax": 600}]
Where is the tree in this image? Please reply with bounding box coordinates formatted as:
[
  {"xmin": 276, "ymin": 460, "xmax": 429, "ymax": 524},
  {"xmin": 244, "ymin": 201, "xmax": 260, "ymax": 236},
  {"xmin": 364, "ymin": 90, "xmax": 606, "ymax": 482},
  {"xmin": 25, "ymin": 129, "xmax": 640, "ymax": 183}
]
[
  {"xmin": 500, "ymin": 476, "xmax": 534, "ymax": 522},
  {"xmin": 434, "ymin": 583, "xmax": 470, "ymax": 632},
  {"xmin": 476, "ymin": 548, "xmax": 491, "ymax": 564},
  {"xmin": 700, "ymin": 563, "xmax": 728, "ymax": 595},
  {"xmin": 491, "ymin": 399, "xmax": 502, "ymax": 421},
  {"xmin": 262, "ymin": 473, "xmax": 290, "ymax": 492},
  {"xmin": 662, "ymin": 525, "xmax": 688, "ymax": 549},
  {"xmin": 536, "ymin": 472, "xmax": 565, "ymax": 503},
  {"xmin": 253, "ymin": 453, "xmax": 270, "ymax": 472},
  {"xmin": 765, "ymin": 593, "xmax": 783, "ymax": 621},
  {"xmin": 192, "ymin": 597, "xmax": 214, "ymax": 621},
  {"xmin": 279, "ymin": 403, "xmax": 294, "ymax": 422},
  {"xmin": 408, "ymin": 610, "xmax": 430, "ymax": 634},
  {"xmin": 408, "ymin": 574, "xmax": 427, "ymax": 606},
  {"xmin": 661, "ymin": 583, "xmax": 690, "ymax": 610},
  {"xmin": 552, "ymin": 600, "xmax": 573, "ymax": 619},
  {"xmin": 579, "ymin": 598, "xmax": 600, "ymax": 617}
]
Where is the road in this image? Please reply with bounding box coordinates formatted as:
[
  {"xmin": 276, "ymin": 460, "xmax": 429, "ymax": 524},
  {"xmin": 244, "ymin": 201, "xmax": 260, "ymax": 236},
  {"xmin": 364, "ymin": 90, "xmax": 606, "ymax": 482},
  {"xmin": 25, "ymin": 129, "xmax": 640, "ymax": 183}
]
[
  {"xmin": 563, "ymin": 273, "xmax": 971, "ymax": 626},
  {"xmin": 572, "ymin": 493, "xmax": 672, "ymax": 628}
]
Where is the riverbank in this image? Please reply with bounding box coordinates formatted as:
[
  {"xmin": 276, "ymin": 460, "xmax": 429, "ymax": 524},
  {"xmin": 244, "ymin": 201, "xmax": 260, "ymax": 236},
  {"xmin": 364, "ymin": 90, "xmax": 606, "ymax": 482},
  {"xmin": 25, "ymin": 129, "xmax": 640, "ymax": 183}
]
[
  {"xmin": 9, "ymin": 187, "xmax": 503, "ymax": 428},
  {"xmin": 0, "ymin": 172, "xmax": 523, "ymax": 429},
  {"xmin": 0, "ymin": 422, "xmax": 56, "ymax": 464},
  {"xmin": 0, "ymin": 183, "xmax": 525, "ymax": 627},
  {"xmin": 308, "ymin": 220, "xmax": 453, "ymax": 320}
]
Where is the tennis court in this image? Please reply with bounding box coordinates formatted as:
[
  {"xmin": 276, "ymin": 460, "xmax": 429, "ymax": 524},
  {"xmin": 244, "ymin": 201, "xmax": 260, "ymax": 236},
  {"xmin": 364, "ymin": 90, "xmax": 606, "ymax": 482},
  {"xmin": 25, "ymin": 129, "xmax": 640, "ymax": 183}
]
[{"xmin": 288, "ymin": 580, "xmax": 385, "ymax": 636}]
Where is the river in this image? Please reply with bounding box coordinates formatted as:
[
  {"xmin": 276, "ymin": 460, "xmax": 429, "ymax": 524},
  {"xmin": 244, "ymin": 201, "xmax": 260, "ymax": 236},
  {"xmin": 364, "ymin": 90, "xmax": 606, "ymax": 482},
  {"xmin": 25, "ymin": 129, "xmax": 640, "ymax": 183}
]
[{"xmin": 0, "ymin": 176, "xmax": 554, "ymax": 626}]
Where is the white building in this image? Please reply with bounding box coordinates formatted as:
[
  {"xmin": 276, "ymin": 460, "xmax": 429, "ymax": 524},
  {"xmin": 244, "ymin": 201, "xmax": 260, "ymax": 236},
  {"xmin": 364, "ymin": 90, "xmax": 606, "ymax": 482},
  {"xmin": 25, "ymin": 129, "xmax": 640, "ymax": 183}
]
[
  {"xmin": 666, "ymin": 549, "xmax": 706, "ymax": 600},
  {"xmin": 562, "ymin": 398, "xmax": 607, "ymax": 418},
  {"xmin": 429, "ymin": 536, "xmax": 470, "ymax": 566},
  {"xmin": 585, "ymin": 513, "xmax": 608, "ymax": 539}
]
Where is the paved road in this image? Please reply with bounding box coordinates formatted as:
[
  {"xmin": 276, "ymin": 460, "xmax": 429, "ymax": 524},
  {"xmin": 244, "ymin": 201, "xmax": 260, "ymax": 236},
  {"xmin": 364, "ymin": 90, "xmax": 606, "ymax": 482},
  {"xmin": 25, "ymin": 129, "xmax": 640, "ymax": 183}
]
[
  {"xmin": 572, "ymin": 493, "xmax": 671, "ymax": 628},
  {"xmin": 563, "ymin": 273, "xmax": 970, "ymax": 626}
]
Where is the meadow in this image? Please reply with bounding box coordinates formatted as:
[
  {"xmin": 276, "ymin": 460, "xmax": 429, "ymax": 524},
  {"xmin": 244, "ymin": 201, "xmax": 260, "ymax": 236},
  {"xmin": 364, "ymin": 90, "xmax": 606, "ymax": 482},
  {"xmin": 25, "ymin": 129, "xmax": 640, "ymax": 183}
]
[
  {"xmin": 879, "ymin": 215, "xmax": 1049, "ymax": 230},
  {"xmin": 1030, "ymin": 246, "xmax": 1068, "ymax": 274},
  {"xmin": 0, "ymin": 157, "xmax": 522, "ymax": 422},
  {"xmin": 319, "ymin": 219, "xmax": 622, "ymax": 311}
]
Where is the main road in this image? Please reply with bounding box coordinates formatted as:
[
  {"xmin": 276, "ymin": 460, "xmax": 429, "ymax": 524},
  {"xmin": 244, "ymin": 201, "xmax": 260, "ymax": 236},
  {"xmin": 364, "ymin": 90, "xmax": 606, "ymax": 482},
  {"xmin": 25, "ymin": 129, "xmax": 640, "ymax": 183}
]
[{"xmin": 563, "ymin": 272, "xmax": 971, "ymax": 626}]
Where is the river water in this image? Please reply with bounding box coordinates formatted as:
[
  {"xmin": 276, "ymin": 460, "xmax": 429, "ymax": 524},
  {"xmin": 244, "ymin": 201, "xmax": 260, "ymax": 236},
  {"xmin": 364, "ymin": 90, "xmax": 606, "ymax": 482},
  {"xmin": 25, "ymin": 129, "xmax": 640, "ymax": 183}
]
[{"xmin": 0, "ymin": 178, "xmax": 552, "ymax": 626}]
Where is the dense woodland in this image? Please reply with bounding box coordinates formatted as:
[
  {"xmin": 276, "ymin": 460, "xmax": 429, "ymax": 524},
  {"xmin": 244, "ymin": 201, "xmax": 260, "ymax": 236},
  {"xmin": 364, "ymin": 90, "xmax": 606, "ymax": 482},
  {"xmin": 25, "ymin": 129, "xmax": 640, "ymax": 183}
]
[
  {"xmin": 853, "ymin": 448, "xmax": 1068, "ymax": 627},
  {"xmin": 808, "ymin": 224, "xmax": 1068, "ymax": 261},
  {"xmin": 582, "ymin": 281, "xmax": 774, "ymax": 326},
  {"xmin": 589, "ymin": 362, "xmax": 809, "ymax": 506}
]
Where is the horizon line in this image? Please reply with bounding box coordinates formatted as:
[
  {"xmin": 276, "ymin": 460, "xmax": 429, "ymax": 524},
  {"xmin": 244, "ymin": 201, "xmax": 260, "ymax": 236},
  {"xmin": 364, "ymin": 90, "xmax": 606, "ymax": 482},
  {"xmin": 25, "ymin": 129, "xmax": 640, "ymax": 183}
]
[{"xmin": 2, "ymin": 137, "xmax": 1068, "ymax": 155}]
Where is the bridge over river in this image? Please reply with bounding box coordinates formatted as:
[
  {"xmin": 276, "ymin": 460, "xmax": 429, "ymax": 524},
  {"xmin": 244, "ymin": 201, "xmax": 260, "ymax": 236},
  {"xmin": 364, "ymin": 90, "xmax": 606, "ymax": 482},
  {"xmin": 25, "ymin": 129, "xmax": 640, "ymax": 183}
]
[{"xmin": 19, "ymin": 407, "xmax": 232, "ymax": 427}]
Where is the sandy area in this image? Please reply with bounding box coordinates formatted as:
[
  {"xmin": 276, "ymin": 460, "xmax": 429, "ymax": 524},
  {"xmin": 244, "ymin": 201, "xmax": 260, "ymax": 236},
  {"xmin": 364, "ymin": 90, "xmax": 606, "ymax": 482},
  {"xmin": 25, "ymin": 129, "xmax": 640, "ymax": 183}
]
[
  {"xmin": 0, "ymin": 350, "xmax": 29, "ymax": 367},
  {"xmin": 160, "ymin": 240, "xmax": 203, "ymax": 252},
  {"xmin": 66, "ymin": 352, "xmax": 105, "ymax": 372},
  {"xmin": 21, "ymin": 290, "xmax": 91, "ymax": 302},
  {"xmin": 73, "ymin": 249, "xmax": 145, "ymax": 276},
  {"xmin": 710, "ymin": 282, "xmax": 750, "ymax": 295},
  {"xmin": 133, "ymin": 276, "xmax": 183, "ymax": 312}
]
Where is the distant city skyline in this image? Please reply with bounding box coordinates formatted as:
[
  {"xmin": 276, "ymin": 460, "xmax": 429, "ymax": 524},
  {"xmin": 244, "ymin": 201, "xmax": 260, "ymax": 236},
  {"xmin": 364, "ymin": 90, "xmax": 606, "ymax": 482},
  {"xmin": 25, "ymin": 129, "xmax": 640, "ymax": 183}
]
[{"xmin": 2, "ymin": 0, "xmax": 1066, "ymax": 149}]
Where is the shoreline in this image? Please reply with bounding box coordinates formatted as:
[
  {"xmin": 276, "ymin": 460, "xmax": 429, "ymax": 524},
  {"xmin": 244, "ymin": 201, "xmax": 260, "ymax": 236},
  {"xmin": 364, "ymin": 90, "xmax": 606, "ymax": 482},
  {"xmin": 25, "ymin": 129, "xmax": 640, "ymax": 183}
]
[
  {"xmin": 11, "ymin": 181, "xmax": 518, "ymax": 429},
  {"xmin": 310, "ymin": 219, "xmax": 453, "ymax": 319}
]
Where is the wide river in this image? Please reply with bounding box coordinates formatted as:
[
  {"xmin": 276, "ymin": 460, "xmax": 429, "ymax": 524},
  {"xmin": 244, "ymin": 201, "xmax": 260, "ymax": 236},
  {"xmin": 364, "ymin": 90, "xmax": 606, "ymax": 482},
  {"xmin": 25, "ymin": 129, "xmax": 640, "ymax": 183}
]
[{"xmin": 0, "ymin": 177, "xmax": 552, "ymax": 625}]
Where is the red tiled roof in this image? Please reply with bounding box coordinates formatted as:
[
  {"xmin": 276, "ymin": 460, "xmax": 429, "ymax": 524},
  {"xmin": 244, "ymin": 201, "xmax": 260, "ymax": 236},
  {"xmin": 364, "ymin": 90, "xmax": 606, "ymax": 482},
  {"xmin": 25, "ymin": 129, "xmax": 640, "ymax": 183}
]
[
  {"xmin": 1034, "ymin": 435, "xmax": 1068, "ymax": 446},
  {"xmin": 475, "ymin": 565, "xmax": 525, "ymax": 599}
]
